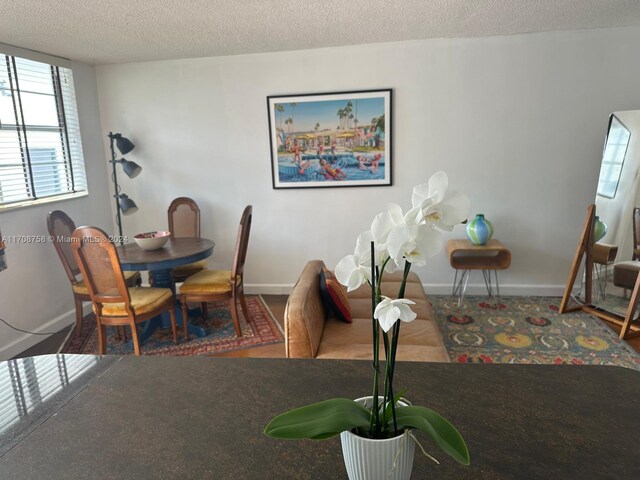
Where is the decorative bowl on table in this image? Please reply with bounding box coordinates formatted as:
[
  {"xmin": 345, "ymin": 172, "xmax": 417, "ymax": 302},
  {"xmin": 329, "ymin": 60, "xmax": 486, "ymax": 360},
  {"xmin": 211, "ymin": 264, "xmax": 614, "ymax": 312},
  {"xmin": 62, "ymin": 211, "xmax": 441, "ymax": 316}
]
[{"xmin": 133, "ymin": 231, "xmax": 171, "ymax": 251}]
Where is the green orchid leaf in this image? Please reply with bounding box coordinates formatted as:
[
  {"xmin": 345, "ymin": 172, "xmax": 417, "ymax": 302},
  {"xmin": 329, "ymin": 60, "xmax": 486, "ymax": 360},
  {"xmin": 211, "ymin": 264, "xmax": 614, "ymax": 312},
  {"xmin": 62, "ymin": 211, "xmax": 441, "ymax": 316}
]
[
  {"xmin": 381, "ymin": 389, "xmax": 408, "ymax": 425},
  {"xmin": 394, "ymin": 406, "xmax": 470, "ymax": 465},
  {"xmin": 309, "ymin": 432, "xmax": 340, "ymax": 440},
  {"xmin": 264, "ymin": 398, "xmax": 371, "ymax": 439}
]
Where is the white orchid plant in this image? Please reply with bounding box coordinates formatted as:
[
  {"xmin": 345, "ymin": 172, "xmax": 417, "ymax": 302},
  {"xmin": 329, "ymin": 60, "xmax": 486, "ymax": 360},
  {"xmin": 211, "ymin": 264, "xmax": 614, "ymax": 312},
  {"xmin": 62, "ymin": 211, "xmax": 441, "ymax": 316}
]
[{"xmin": 265, "ymin": 171, "xmax": 471, "ymax": 466}]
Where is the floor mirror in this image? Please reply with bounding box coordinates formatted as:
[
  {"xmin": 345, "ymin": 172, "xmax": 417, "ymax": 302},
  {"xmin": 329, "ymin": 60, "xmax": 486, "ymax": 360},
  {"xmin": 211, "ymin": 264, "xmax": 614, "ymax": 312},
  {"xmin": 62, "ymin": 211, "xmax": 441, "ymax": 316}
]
[{"xmin": 561, "ymin": 111, "xmax": 640, "ymax": 339}]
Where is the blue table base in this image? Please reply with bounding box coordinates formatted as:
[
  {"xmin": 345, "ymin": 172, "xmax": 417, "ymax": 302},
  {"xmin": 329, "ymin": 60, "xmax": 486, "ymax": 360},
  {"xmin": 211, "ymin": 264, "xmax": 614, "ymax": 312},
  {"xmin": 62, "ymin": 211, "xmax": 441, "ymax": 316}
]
[{"xmin": 136, "ymin": 268, "xmax": 207, "ymax": 344}]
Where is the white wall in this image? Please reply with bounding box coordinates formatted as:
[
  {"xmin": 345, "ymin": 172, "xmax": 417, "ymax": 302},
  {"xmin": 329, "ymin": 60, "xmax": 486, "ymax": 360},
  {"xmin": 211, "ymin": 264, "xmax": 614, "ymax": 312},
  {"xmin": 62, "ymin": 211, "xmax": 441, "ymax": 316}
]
[
  {"xmin": 94, "ymin": 27, "xmax": 640, "ymax": 298},
  {"xmin": 0, "ymin": 62, "xmax": 113, "ymax": 359}
]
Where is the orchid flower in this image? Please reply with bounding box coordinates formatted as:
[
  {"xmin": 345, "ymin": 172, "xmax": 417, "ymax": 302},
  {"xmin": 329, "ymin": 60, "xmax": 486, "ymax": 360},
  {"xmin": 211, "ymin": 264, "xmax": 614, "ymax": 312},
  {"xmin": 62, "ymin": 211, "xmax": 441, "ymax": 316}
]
[
  {"xmin": 374, "ymin": 296, "xmax": 417, "ymax": 332},
  {"xmin": 335, "ymin": 231, "xmax": 373, "ymax": 291},
  {"xmin": 406, "ymin": 171, "xmax": 470, "ymax": 231},
  {"xmin": 370, "ymin": 203, "xmax": 404, "ymax": 272},
  {"xmin": 371, "ymin": 203, "xmax": 404, "ymax": 247},
  {"xmin": 387, "ymin": 223, "xmax": 443, "ymax": 266}
]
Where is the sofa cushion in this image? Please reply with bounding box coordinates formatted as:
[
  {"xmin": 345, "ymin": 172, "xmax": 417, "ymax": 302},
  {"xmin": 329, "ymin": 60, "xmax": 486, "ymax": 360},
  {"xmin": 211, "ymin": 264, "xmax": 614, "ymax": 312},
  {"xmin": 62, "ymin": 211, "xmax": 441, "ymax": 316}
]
[
  {"xmin": 316, "ymin": 317, "xmax": 449, "ymax": 362},
  {"xmin": 316, "ymin": 278, "xmax": 449, "ymax": 361},
  {"xmin": 348, "ymin": 297, "xmax": 433, "ymax": 324},
  {"xmin": 320, "ymin": 268, "xmax": 352, "ymax": 323}
]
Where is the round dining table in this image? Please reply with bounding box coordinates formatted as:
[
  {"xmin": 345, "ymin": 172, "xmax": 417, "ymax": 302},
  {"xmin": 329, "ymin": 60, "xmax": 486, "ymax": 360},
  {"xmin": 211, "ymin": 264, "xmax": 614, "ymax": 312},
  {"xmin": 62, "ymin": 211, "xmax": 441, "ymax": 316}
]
[{"xmin": 116, "ymin": 237, "xmax": 215, "ymax": 342}]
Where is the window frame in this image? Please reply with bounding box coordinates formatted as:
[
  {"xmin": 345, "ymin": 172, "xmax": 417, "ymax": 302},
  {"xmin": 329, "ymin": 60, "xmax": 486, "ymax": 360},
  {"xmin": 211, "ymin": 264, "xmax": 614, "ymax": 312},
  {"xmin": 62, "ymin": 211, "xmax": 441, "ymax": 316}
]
[
  {"xmin": 596, "ymin": 114, "xmax": 631, "ymax": 200},
  {"xmin": 0, "ymin": 43, "xmax": 88, "ymax": 212}
]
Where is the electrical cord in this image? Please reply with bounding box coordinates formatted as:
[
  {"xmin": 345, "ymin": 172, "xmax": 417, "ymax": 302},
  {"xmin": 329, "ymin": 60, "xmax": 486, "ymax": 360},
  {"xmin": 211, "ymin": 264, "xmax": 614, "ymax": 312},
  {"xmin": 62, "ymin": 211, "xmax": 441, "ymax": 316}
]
[
  {"xmin": 0, "ymin": 317, "xmax": 63, "ymax": 336},
  {"xmin": 2, "ymin": 317, "xmax": 75, "ymax": 356}
]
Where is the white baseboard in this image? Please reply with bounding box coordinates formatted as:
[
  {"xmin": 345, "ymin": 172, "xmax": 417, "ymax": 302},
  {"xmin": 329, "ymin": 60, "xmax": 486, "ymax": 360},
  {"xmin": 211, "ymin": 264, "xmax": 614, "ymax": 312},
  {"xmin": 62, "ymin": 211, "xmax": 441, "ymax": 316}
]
[
  {"xmin": 423, "ymin": 283, "xmax": 568, "ymax": 297},
  {"xmin": 0, "ymin": 303, "xmax": 91, "ymax": 361},
  {"xmin": 245, "ymin": 284, "xmax": 293, "ymax": 295}
]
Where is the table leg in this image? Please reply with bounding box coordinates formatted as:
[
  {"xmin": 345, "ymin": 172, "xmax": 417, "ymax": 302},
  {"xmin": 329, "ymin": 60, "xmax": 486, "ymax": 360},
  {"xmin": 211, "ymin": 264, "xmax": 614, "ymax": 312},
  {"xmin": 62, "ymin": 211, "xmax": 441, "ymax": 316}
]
[
  {"xmin": 452, "ymin": 269, "xmax": 470, "ymax": 307},
  {"xmin": 494, "ymin": 270, "xmax": 501, "ymax": 306},
  {"xmin": 481, "ymin": 269, "xmax": 502, "ymax": 307},
  {"xmin": 482, "ymin": 269, "xmax": 495, "ymax": 297},
  {"xmin": 592, "ymin": 263, "xmax": 609, "ymax": 302},
  {"xmin": 136, "ymin": 268, "xmax": 206, "ymax": 345},
  {"xmin": 453, "ymin": 269, "xmax": 502, "ymax": 307}
]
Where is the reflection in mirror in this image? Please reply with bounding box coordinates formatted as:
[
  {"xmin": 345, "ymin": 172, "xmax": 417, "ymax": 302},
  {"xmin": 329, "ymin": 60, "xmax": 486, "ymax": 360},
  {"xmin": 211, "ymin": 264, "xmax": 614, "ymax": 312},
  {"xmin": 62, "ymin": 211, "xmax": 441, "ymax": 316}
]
[
  {"xmin": 589, "ymin": 111, "xmax": 640, "ymax": 320},
  {"xmin": 597, "ymin": 115, "xmax": 631, "ymax": 199}
]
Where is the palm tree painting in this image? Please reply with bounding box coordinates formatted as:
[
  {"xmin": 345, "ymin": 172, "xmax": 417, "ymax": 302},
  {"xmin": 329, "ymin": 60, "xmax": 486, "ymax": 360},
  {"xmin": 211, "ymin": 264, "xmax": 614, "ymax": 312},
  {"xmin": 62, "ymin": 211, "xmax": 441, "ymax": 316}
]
[
  {"xmin": 275, "ymin": 104, "xmax": 285, "ymax": 130},
  {"xmin": 267, "ymin": 90, "xmax": 392, "ymax": 189}
]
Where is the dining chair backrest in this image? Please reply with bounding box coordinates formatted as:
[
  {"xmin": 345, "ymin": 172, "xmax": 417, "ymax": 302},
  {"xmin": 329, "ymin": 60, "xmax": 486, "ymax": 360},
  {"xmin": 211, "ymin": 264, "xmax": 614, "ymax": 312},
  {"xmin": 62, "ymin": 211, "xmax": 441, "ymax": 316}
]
[
  {"xmin": 47, "ymin": 210, "xmax": 81, "ymax": 283},
  {"xmin": 168, "ymin": 197, "xmax": 200, "ymax": 238},
  {"xmin": 71, "ymin": 226, "xmax": 131, "ymax": 307},
  {"xmin": 231, "ymin": 205, "xmax": 252, "ymax": 282}
]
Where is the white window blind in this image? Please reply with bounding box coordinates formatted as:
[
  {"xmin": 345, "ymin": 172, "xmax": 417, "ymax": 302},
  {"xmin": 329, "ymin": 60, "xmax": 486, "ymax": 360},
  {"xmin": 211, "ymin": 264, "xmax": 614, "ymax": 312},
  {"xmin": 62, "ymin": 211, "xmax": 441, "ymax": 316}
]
[
  {"xmin": 0, "ymin": 355, "xmax": 99, "ymax": 443},
  {"xmin": 0, "ymin": 53, "xmax": 86, "ymax": 206}
]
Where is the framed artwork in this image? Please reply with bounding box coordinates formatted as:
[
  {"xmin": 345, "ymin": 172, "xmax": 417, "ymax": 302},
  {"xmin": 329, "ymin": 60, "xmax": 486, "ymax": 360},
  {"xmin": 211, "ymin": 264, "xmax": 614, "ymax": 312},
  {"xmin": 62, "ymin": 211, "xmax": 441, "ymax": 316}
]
[{"xmin": 267, "ymin": 89, "xmax": 392, "ymax": 189}]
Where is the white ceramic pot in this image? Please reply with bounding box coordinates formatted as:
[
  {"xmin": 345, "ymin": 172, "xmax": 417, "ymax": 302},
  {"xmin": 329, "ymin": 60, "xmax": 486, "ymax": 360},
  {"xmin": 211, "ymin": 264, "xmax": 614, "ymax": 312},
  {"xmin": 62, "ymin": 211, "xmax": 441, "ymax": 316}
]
[{"xmin": 340, "ymin": 396, "xmax": 415, "ymax": 480}]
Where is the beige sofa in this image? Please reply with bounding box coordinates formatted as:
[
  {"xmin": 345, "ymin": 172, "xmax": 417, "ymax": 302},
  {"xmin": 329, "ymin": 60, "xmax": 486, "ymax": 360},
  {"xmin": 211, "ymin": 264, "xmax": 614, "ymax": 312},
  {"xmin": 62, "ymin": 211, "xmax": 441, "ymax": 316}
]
[{"xmin": 284, "ymin": 260, "xmax": 449, "ymax": 362}]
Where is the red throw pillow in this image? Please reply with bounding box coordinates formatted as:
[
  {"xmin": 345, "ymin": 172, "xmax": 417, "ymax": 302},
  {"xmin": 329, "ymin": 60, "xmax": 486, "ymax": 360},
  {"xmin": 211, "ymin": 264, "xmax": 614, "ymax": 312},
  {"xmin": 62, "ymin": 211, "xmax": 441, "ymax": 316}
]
[{"xmin": 320, "ymin": 268, "xmax": 352, "ymax": 323}]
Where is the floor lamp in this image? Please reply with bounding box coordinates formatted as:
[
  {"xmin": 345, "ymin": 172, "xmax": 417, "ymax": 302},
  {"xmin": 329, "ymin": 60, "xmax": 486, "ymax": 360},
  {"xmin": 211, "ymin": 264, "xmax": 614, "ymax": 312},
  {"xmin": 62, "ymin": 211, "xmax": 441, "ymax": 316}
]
[{"xmin": 108, "ymin": 132, "xmax": 141, "ymax": 244}]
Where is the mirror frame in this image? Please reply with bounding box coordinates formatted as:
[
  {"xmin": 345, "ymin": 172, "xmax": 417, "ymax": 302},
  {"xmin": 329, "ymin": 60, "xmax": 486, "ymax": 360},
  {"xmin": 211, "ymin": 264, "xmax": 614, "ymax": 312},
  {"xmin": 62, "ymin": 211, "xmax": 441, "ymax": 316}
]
[{"xmin": 561, "ymin": 204, "xmax": 640, "ymax": 339}]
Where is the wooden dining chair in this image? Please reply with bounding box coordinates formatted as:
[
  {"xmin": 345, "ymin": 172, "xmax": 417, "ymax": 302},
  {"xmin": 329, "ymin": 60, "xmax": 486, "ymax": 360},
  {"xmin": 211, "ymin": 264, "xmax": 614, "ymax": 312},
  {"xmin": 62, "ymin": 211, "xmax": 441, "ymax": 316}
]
[
  {"xmin": 71, "ymin": 226, "xmax": 178, "ymax": 355},
  {"xmin": 47, "ymin": 210, "xmax": 141, "ymax": 335},
  {"xmin": 168, "ymin": 197, "xmax": 208, "ymax": 282},
  {"xmin": 178, "ymin": 205, "xmax": 252, "ymax": 339}
]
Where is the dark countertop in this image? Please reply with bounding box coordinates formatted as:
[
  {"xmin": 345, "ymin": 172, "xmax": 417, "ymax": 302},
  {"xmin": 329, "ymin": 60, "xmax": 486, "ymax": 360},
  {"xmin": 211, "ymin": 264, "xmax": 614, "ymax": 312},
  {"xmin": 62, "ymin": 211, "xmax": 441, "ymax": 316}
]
[{"xmin": 1, "ymin": 355, "xmax": 639, "ymax": 479}]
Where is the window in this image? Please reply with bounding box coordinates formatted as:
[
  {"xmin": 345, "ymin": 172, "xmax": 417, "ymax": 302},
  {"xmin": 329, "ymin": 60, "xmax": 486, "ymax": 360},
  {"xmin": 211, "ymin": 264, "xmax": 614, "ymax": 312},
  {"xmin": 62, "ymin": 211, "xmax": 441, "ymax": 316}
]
[
  {"xmin": 597, "ymin": 114, "xmax": 631, "ymax": 199},
  {"xmin": 0, "ymin": 52, "xmax": 86, "ymax": 207}
]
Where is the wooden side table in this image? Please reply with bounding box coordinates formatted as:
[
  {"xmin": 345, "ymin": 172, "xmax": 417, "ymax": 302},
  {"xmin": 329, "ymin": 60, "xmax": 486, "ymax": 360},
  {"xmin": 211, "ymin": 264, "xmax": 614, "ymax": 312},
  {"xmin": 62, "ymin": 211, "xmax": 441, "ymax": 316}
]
[
  {"xmin": 446, "ymin": 239, "xmax": 512, "ymax": 306},
  {"xmin": 591, "ymin": 242, "xmax": 618, "ymax": 300}
]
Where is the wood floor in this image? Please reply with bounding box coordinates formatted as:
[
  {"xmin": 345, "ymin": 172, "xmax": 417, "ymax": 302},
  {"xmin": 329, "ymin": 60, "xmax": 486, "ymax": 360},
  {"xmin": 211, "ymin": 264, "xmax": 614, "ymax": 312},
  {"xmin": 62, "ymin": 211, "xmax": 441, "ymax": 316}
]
[
  {"xmin": 14, "ymin": 294, "xmax": 640, "ymax": 358},
  {"xmin": 606, "ymin": 324, "xmax": 640, "ymax": 352}
]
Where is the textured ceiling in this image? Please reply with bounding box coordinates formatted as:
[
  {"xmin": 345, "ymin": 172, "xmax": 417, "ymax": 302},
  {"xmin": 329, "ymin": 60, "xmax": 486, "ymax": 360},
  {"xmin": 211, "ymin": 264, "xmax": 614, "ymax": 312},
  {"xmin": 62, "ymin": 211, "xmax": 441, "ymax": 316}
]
[{"xmin": 2, "ymin": 0, "xmax": 640, "ymax": 65}]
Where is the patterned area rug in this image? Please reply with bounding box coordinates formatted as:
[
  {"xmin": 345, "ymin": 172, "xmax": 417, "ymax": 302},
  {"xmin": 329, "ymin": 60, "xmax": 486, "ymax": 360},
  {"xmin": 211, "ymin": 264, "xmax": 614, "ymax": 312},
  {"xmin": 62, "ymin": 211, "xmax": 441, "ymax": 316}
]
[
  {"xmin": 61, "ymin": 295, "xmax": 284, "ymax": 356},
  {"xmin": 430, "ymin": 295, "xmax": 640, "ymax": 370}
]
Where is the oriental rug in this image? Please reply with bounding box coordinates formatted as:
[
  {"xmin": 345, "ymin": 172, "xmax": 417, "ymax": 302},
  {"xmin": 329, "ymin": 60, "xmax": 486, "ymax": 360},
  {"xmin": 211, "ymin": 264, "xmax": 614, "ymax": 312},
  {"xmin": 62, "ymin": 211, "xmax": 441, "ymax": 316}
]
[
  {"xmin": 61, "ymin": 295, "xmax": 284, "ymax": 356},
  {"xmin": 430, "ymin": 295, "xmax": 640, "ymax": 370}
]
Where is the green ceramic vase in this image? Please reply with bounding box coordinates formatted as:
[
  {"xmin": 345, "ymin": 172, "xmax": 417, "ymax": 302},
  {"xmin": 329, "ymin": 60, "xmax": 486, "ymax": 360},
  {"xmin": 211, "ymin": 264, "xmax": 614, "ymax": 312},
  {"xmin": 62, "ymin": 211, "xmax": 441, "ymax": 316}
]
[
  {"xmin": 594, "ymin": 216, "xmax": 607, "ymax": 242},
  {"xmin": 466, "ymin": 214, "xmax": 494, "ymax": 246}
]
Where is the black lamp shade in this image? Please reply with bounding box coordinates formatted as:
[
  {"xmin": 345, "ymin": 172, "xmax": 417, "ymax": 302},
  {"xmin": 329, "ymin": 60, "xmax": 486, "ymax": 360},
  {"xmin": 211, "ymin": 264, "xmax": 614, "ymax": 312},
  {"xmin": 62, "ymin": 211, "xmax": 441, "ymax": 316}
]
[
  {"xmin": 120, "ymin": 159, "xmax": 142, "ymax": 178},
  {"xmin": 115, "ymin": 135, "xmax": 135, "ymax": 155},
  {"xmin": 118, "ymin": 194, "xmax": 139, "ymax": 215}
]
